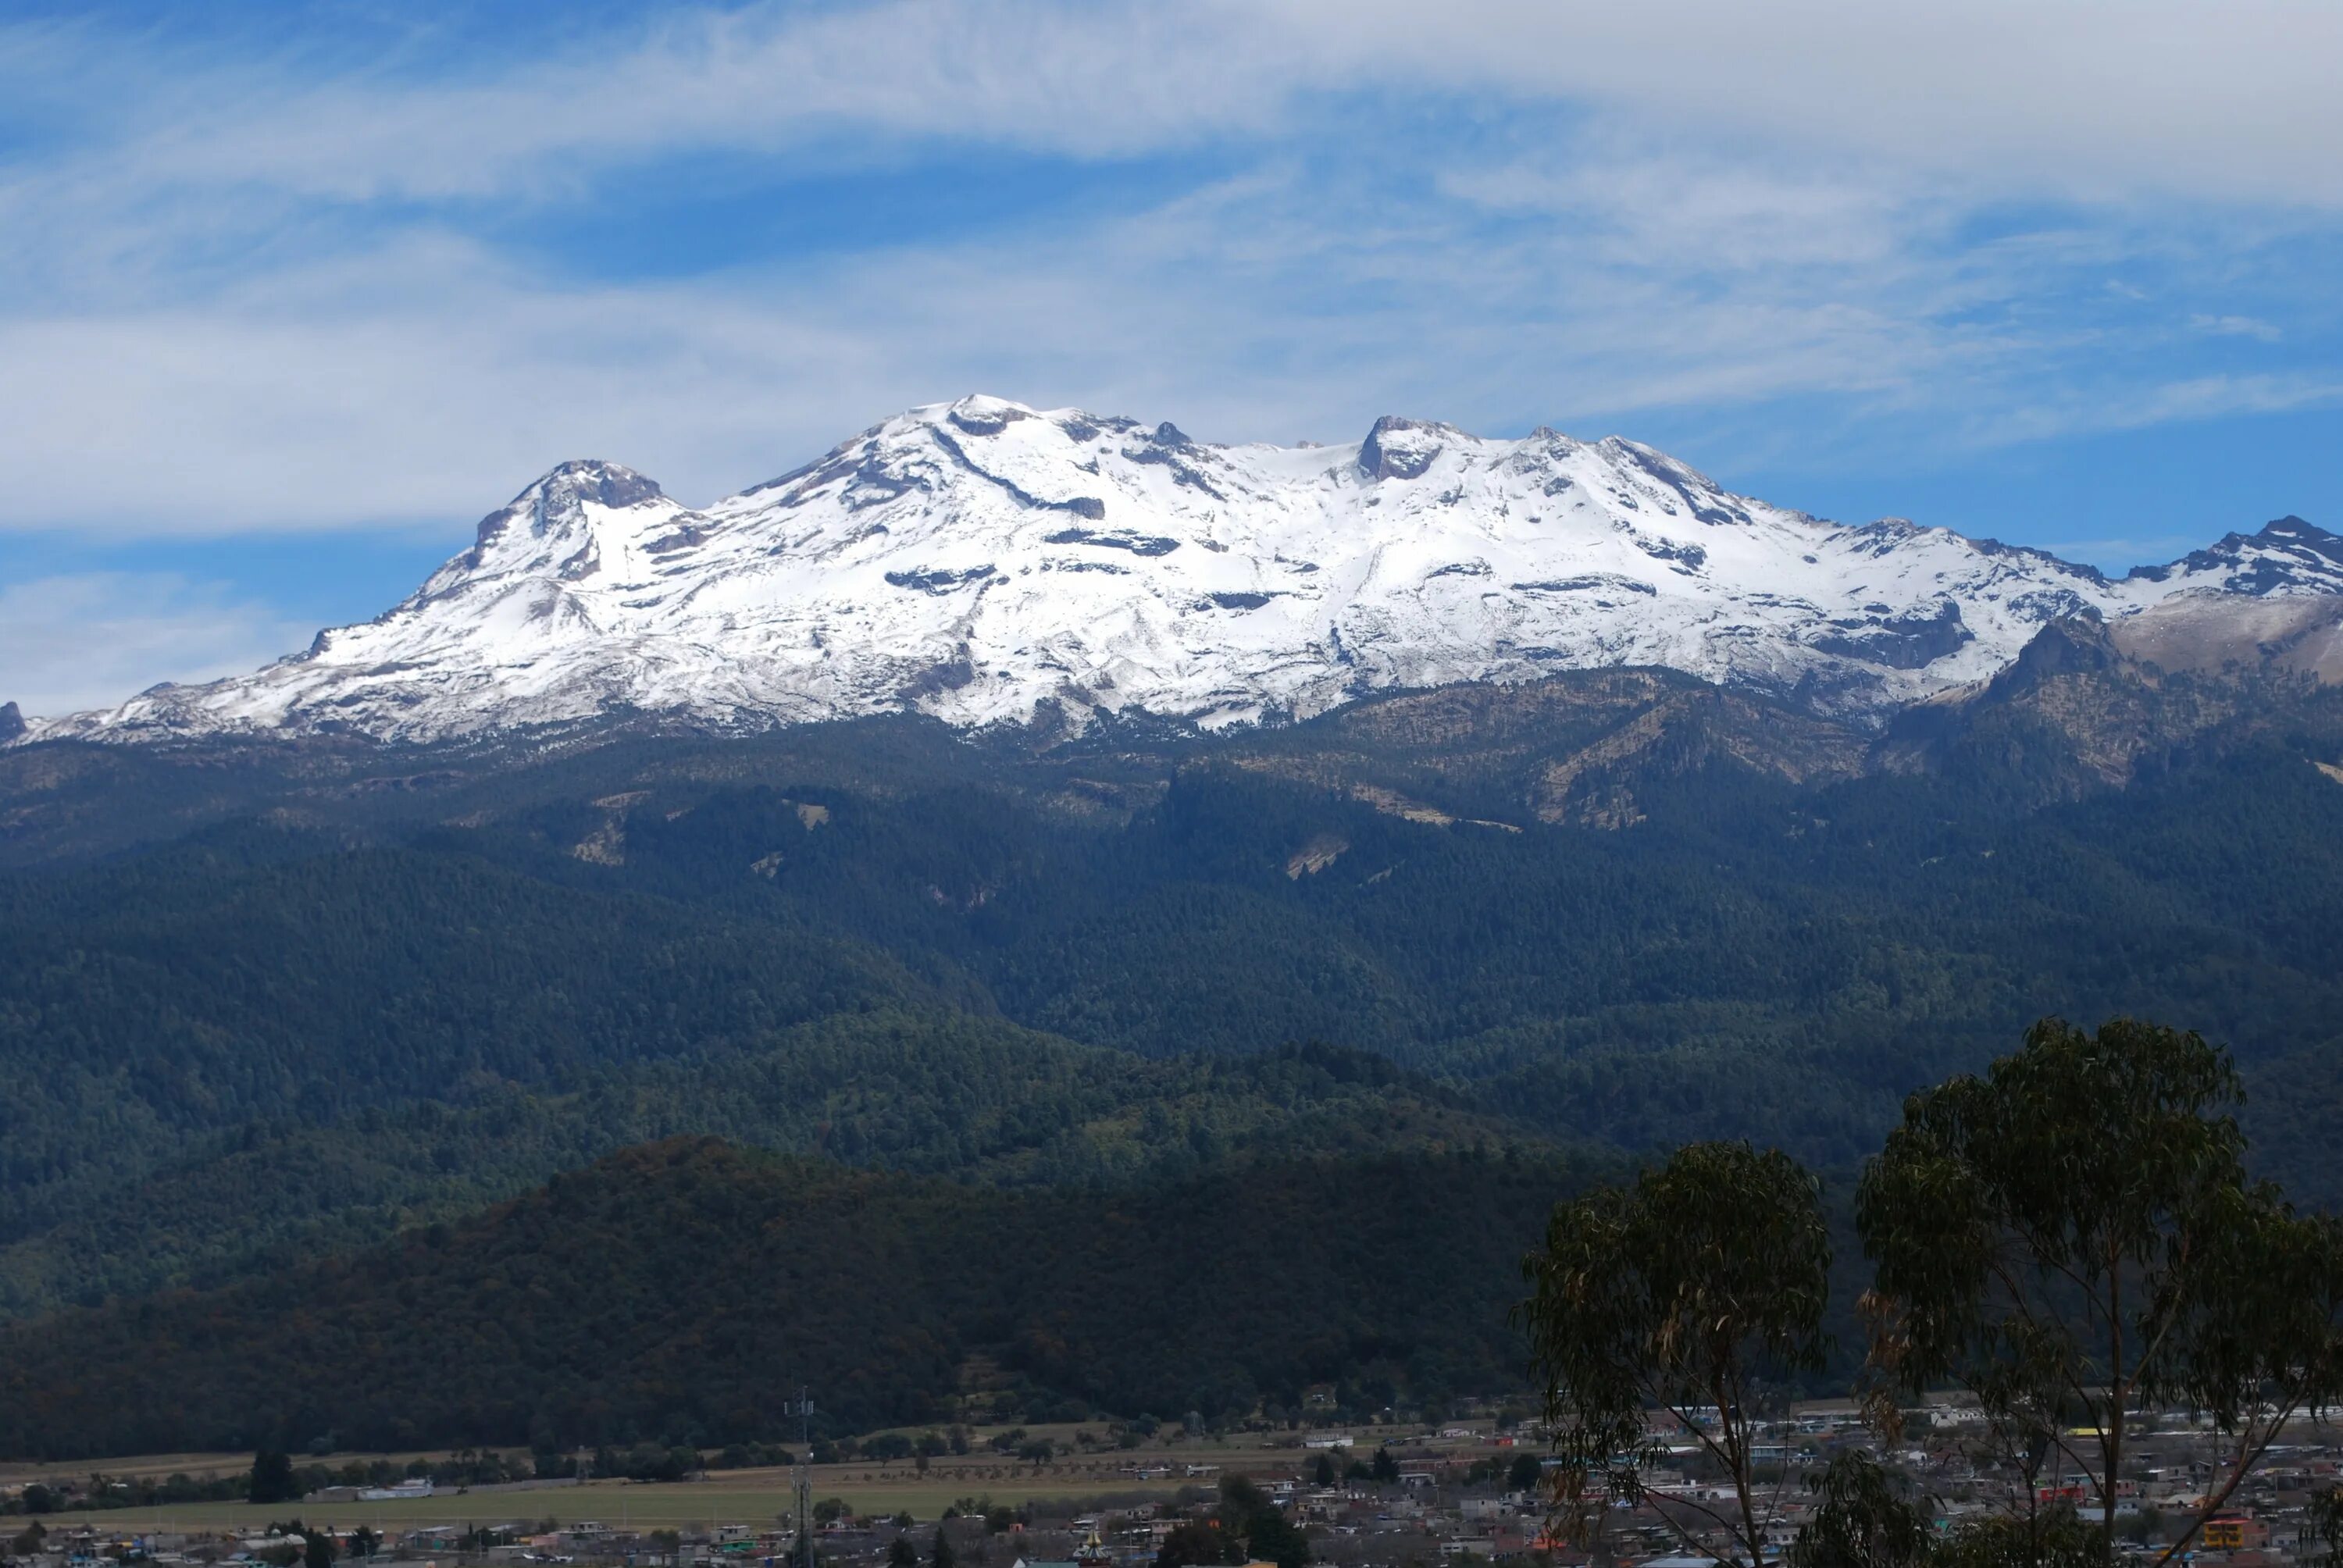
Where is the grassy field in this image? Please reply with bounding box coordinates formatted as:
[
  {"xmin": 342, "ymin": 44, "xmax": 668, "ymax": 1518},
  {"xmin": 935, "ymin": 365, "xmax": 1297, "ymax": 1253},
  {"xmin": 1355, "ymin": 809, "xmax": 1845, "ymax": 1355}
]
[
  {"xmin": 2, "ymin": 1426, "xmax": 1408, "ymax": 1534},
  {"xmin": 0, "ymin": 1452, "xmax": 256, "ymax": 1488},
  {"xmin": 85, "ymin": 1474, "xmax": 1197, "ymax": 1533}
]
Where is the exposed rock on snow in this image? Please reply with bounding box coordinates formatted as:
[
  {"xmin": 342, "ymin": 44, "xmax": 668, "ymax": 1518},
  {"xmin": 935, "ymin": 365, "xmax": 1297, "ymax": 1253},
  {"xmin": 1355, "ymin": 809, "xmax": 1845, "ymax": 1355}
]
[{"xmin": 30, "ymin": 397, "xmax": 2343, "ymax": 744}]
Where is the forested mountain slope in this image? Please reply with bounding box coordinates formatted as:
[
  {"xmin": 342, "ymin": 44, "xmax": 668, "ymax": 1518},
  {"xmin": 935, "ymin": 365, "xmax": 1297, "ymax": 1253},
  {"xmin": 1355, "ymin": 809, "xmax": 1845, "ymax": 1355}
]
[
  {"xmin": 0, "ymin": 994, "xmax": 1517, "ymax": 1320},
  {"xmin": 0, "ymin": 1138, "xmax": 1596, "ymax": 1459},
  {"xmin": 3, "ymin": 636, "xmax": 2341, "ymax": 1327}
]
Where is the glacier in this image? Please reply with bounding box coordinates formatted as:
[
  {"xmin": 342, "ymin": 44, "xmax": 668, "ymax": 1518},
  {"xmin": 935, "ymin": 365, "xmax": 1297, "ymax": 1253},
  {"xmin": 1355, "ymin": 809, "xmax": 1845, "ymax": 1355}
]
[{"xmin": 26, "ymin": 396, "xmax": 2343, "ymax": 744}]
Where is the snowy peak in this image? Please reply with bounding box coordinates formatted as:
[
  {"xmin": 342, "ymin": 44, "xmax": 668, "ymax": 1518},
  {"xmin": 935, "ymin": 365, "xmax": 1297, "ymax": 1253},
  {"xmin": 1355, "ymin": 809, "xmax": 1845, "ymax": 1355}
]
[
  {"xmin": 515, "ymin": 458, "xmax": 665, "ymax": 518},
  {"xmin": 25, "ymin": 397, "xmax": 2343, "ymax": 746},
  {"xmin": 1358, "ymin": 415, "xmax": 1463, "ymax": 480},
  {"xmin": 424, "ymin": 460, "xmax": 675, "ymax": 590},
  {"xmin": 2128, "ymin": 515, "xmax": 2343, "ymax": 597}
]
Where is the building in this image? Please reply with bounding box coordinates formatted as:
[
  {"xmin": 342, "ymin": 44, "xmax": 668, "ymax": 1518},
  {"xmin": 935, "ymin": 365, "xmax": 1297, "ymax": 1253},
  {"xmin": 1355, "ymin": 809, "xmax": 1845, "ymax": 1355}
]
[{"xmin": 2202, "ymin": 1515, "xmax": 2270, "ymax": 1551}]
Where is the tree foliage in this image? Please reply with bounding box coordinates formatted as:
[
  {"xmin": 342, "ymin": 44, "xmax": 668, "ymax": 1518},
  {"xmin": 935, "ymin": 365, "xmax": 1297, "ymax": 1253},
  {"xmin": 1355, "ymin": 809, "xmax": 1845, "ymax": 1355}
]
[
  {"xmin": 1155, "ymin": 1520, "xmax": 1233, "ymax": 1568},
  {"xmin": 0, "ymin": 1142, "xmax": 1591, "ymax": 1459},
  {"xmin": 1218, "ymin": 1474, "xmax": 1307, "ymax": 1568},
  {"xmin": 7, "ymin": 680, "xmax": 2343, "ymax": 1325},
  {"xmin": 1858, "ymin": 1017, "xmax": 2343, "ymax": 1568},
  {"xmin": 1926, "ymin": 1509, "xmax": 2105, "ymax": 1568},
  {"xmin": 248, "ymin": 1449, "xmax": 301, "ymax": 1506},
  {"xmin": 1789, "ymin": 1452, "xmax": 1935, "ymax": 1568},
  {"xmin": 1521, "ymin": 1140, "xmax": 1829, "ymax": 1567}
]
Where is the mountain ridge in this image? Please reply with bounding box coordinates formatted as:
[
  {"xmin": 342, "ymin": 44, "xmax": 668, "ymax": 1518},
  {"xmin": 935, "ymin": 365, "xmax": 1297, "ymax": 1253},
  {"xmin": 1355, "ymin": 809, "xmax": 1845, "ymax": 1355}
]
[{"xmin": 20, "ymin": 395, "xmax": 2343, "ymax": 744}]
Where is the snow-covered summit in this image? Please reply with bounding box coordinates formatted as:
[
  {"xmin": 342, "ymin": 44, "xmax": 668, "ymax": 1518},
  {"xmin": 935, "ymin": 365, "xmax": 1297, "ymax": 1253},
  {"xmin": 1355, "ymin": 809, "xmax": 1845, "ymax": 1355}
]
[{"xmin": 28, "ymin": 397, "xmax": 2343, "ymax": 743}]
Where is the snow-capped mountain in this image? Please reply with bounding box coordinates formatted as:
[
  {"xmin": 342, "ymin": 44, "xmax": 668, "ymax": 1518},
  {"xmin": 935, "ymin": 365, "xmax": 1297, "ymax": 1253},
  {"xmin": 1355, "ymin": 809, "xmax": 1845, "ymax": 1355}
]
[{"xmin": 28, "ymin": 397, "xmax": 2343, "ymax": 743}]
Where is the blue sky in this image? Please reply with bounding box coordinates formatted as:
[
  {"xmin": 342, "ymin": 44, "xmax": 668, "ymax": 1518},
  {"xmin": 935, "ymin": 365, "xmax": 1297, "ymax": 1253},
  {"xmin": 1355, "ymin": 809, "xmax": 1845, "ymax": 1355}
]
[{"xmin": 3, "ymin": 0, "xmax": 2341, "ymax": 715}]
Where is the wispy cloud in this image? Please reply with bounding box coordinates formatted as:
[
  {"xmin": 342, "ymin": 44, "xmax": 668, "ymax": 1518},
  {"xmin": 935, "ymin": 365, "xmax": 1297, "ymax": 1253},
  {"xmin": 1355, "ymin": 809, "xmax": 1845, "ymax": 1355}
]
[
  {"xmin": 0, "ymin": 159, "xmax": 2124, "ymax": 531},
  {"xmin": 0, "ymin": 0, "xmax": 2336, "ymax": 547},
  {"xmin": 0, "ymin": 572, "xmax": 312, "ymax": 718},
  {"xmin": 1960, "ymin": 372, "xmax": 2343, "ymax": 449},
  {"xmin": 15, "ymin": 1, "xmax": 2343, "ymax": 216},
  {"xmin": 1326, "ymin": 1, "xmax": 2343, "ymax": 208},
  {"xmin": 2191, "ymin": 313, "xmax": 2284, "ymax": 343}
]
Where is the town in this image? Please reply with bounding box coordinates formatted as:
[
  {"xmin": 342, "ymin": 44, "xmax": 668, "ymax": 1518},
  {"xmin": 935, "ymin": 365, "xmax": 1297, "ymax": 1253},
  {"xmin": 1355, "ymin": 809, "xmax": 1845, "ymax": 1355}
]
[{"xmin": 6, "ymin": 1402, "xmax": 2335, "ymax": 1568}]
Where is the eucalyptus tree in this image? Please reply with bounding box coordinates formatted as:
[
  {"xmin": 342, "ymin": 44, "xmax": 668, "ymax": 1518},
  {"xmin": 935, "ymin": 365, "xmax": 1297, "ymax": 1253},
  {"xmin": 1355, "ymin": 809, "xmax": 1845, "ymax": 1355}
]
[
  {"xmin": 1857, "ymin": 1017, "xmax": 2343, "ymax": 1568},
  {"xmin": 1788, "ymin": 1452, "xmax": 1935, "ymax": 1568},
  {"xmin": 2305, "ymin": 1488, "xmax": 2343, "ymax": 1568},
  {"xmin": 1521, "ymin": 1140, "xmax": 1831, "ymax": 1568}
]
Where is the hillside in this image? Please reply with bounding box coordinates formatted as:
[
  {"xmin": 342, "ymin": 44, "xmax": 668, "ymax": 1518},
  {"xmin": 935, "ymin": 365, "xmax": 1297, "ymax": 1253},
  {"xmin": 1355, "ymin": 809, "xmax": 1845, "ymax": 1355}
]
[
  {"xmin": 0, "ymin": 1139, "xmax": 1599, "ymax": 1460},
  {"xmin": 4, "ymin": 637, "xmax": 2343, "ymax": 1326},
  {"xmin": 0, "ymin": 993, "xmax": 1522, "ymax": 1320}
]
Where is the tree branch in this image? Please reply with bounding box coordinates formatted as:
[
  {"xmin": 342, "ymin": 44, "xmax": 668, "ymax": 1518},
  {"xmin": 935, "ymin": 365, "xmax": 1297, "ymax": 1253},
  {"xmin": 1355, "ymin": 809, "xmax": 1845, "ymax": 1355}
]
[{"xmin": 2152, "ymin": 1395, "xmax": 2303, "ymax": 1568}]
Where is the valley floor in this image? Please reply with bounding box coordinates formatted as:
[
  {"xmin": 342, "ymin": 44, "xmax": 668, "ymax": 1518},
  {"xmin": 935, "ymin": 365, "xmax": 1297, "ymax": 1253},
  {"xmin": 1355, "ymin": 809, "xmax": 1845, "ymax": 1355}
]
[{"xmin": 0, "ymin": 1426, "xmax": 1415, "ymax": 1528}]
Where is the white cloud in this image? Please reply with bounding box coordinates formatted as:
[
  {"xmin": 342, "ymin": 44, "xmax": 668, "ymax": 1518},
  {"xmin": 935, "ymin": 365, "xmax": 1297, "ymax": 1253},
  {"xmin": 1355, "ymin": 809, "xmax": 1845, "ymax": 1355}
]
[
  {"xmin": 0, "ymin": 0, "xmax": 1303, "ymax": 236},
  {"xmin": 0, "ymin": 1, "xmax": 2334, "ymax": 541},
  {"xmin": 2191, "ymin": 313, "xmax": 2284, "ymax": 342},
  {"xmin": 0, "ymin": 163, "xmax": 2081, "ymax": 533},
  {"xmin": 0, "ymin": 143, "xmax": 2325, "ymax": 538},
  {"xmin": 9, "ymin": 0, "xmax": 2341, "ymax": 224},
  {"xmin": 1958, "ymin": 372, "xmax": 2343, "ymax": 448},
  {"xmin": 1314, "ymin": 0, "xmax": 2343, "ymax": 208},
  {"xmin": 1440, "ymin": 154, "xmax": 1934, "ymax": 273},
  {"xmin": 0, "ymin": 573, "xmax": 312, "ymax": 718}
]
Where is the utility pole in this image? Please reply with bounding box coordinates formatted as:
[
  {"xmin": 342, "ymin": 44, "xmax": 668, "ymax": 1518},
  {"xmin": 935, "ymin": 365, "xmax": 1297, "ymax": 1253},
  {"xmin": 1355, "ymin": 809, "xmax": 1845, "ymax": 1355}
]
[{"xmin": 793, "ymin": 1392, "xmax": 815, "ymax": 1568}]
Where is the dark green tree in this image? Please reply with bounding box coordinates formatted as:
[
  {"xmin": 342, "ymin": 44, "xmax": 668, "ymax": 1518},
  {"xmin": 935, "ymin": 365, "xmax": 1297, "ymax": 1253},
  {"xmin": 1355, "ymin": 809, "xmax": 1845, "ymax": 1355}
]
[
  {"xmin": 889, "ymin": 1536, "xmax": 919, "ymax": 1568},
  {"xmin": 303, "ymin": 1529, "xmax": 338, "ymax": 1568},
  {"xmin": 931, "ymin": 1525, "xmax": 956, "ymax": 1568},
  {"xmin": 1519, "ymin": 1139, "xmax": 1829, "ymax": 1568},
  {"xmin": 1859, "ymin": 1018, "xmax": 2343, "ymax": 1568},
  {"xmin": 2305, "ymin": 1488, "xmax": 2343, "ymax": 1568},
  {"xmin": 1369, "ymin": 1448, "xmax": 1399, "ymax": 1484},
  {"xmin": 1155, "ymin": 1520, "xmax": 1232, "ymax": 1568},
  {"xmin": 1246, "ymin": 1513, "xmax": 1305, "ymax": 1568},
  {"xmin": 1789, "ymin": 1452, "xmax": 1935, "ymax": 1568},
  {"xmin": 1930, "ymin": 1511, "xmax": 2103, "ymax": 1568},
  {"xmin": 1220, "ymin": 1475, "xmax": 1306, "ymax": 1568},
  {"xmin": 1506, "ymin": 1452, "xmax": 1542, "ymax": 1494},
  {"xmin": 249, "ymin": 1450, "xmax": 301, "ymax": 1506}
]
